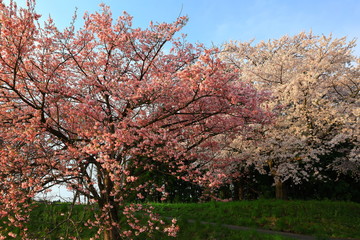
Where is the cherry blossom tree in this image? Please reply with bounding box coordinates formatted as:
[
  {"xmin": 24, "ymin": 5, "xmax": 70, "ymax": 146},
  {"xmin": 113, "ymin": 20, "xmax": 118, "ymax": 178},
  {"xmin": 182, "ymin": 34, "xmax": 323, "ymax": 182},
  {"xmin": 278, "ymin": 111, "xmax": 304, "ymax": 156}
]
[
  {"xmin": 0, "ymin": 1, "xmax": 270, "ymax": 239},
  {"xmin": 222, "ymin": 32, "xmax": 360, "ymax": 199}
]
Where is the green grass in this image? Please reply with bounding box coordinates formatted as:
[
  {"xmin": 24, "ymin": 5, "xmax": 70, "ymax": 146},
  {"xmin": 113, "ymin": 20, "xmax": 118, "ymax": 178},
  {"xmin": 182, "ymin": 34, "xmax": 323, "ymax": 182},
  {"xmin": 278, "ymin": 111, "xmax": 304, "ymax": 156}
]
[
  {"xmin": 2, "ymin": 200, "xmax": 359, "ymax": 239},
  {"xmin": 0, "ymin": 203, "xmax": 98, "ymax": 239},
  {"xmin": 27, "ymin": 202, "xmax": 98, "ymax": 239},
  {"xmin": 156, "ymin": 218, "xmax": 295, "ymax": 240},
  {"xmin": 152, "ymin": 199, "xmax": 360, "ymax": 239}
]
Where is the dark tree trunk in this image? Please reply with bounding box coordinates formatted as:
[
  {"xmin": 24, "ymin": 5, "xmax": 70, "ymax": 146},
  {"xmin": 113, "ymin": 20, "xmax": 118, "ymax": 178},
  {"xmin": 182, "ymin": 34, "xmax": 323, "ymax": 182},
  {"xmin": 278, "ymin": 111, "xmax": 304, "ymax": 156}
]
[
  {"xmin": 101, "ymin": 200, "xmax": 121, "ymax": 240},
  {"xmin": 275, "ymin": 180, "xmax": 287, "ymax": 200},
  {"xmin": 232, "ymin": 180, "xmax": 245, "ymax": 201},
  {"xmin": 99, "ymin": 171, "xmax": 121, "ymax": 240}
]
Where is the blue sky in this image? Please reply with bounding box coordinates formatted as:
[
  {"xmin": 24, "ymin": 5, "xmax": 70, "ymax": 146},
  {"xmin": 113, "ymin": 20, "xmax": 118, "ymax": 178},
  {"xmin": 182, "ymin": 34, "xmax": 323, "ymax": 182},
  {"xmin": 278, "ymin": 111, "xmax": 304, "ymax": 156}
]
[{"xmin": 10, "ymin": 0, "xmax": 360, "ymax": 53}]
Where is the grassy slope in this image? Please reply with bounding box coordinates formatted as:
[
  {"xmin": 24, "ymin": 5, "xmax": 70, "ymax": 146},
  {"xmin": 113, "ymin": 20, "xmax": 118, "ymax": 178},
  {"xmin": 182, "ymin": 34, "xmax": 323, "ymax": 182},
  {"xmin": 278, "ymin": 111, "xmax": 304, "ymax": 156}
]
[
  {"xmin": 25, "ymin": 202, "xmax": 293, "ymax": 240},
  {"xmin": 2, "ymin": 200, "xmax": 359, "ymax": 239},
  {"xmin": 152, "ymin": 200, "xmax": 360, "ymax": 239}
]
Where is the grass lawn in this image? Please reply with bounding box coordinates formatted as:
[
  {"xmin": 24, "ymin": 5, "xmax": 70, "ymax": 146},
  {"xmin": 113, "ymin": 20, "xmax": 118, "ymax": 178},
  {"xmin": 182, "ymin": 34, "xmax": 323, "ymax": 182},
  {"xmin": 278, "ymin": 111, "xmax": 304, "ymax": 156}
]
[
  {"xmin": 152, "ymin": 199, "xmax": 360, "ymax": 239},
  {"xmin": 1, "ymin": 199, "xmax": 359, "ymax": 239}
]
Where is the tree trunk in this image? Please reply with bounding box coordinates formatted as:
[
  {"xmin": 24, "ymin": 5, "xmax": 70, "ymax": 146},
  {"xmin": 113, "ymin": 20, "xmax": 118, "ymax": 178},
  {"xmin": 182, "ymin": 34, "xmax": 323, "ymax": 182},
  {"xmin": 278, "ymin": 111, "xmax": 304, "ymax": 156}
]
[
  {"xmin": 232, "ymin": 180, "xmax": 245, "ymax": 201},
  {"xmin": 101, "ymin": 202, "xmax": 121, "ymax": 240},
  {"xmin": 232, "ymin": 181, "xmax": 239, "ymax": 201},
  {"xmin": 239, "ymin": 183, "xmax": 245, "ymax": 200},
  {"xmin": 103, "ymin": 229, "xmax": 120, "ymax": 240},
  {"xmin": 275, "ymin": 180, "xmax": 287, "ymax": 200},
  {"xmin": 98, "ymin": 168, "xmax": 122, "ymax": 240}
]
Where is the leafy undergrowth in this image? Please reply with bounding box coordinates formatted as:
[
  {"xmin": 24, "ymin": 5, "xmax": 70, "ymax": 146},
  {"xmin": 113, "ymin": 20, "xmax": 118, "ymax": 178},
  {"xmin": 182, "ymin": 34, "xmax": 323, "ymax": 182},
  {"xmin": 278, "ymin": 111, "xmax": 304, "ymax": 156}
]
[{"xmin": 152, "ymin": 199, "xmax": 360, "ymax": 239}]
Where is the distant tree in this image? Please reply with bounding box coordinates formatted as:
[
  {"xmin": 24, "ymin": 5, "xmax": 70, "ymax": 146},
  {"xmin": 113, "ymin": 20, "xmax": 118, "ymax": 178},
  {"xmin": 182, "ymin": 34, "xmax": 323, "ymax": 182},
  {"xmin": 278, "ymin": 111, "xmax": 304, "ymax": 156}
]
[
  {"xmin": 222, "ymin": 32, "xmax": 360, "ymax": 199},
  {"xmin": 0, "ymin": 1, "xmax": 269, "ymax": 239}
]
